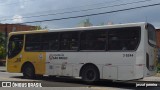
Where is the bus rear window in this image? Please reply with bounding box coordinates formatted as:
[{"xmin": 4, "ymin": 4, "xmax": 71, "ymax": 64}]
[{"xmin": 147, "ymin": 24, "xmax": 156, "ymax": 47}]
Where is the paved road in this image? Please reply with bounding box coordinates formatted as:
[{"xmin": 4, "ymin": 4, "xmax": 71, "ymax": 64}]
[{"xmin": 0, "ymin": 66, "xmax": 160, "ymax": 90}]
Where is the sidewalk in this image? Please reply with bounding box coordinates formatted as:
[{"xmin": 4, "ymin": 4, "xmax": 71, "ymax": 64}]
[
  {"xmin": 138, "ymin": 76, "xmax": 160, "ymax": 82},
  {"xmin": 0, "ymin": 66, "xmax": 6, "ymax": 72}
]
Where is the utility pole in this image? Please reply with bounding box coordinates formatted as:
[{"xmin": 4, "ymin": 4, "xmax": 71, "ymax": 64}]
[{"xmin": 145, "ymin": 16, "xmax": 148, "ymax": 22}]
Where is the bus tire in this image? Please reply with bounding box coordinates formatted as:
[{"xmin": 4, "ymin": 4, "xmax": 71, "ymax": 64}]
[
  {"xmin": 22, "ymin": 64, "xmax": 35, "ymax": 79},
  {"xmin": 82, "ymin": 65, "xmax": 99, "ymax": 84}
]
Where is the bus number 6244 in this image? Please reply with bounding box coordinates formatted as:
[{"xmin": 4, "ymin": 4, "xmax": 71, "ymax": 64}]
[{"xmin": 123, "ymin": 54, "xmax": 134, "ymax": 57}]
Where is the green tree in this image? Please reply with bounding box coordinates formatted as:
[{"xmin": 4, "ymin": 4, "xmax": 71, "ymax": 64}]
[
  {"xmin": 36, "ymin": 25, "xmax": 48, "ymax": 30},
  {"xmin": 77, "ymin": 18, "xmax": 93, "ymax": 27},
  {"xmin": 99, "ymin": 22, "xmax": 105, "ymax": 26},
  {"xmin": 36, "ymin": 26, "xmax": 42, "ymax": 30},
  {"xmin": 0, "ymin": 32, "xmax": 6, "ymax": 59}
]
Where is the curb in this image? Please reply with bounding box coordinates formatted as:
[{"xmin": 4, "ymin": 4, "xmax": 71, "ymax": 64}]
[
  {"xmin": 0, "ymin": 70, "xmax": 6, "ymax": 72},
  {"xmin": 0, "ymin": 66, "xmax": 6, "ymax": 72}
]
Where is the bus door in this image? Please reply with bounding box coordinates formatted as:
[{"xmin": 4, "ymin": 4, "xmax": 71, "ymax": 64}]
[{"xmin": 7, "ymin": 35, "xmax": 24, "ymax": 72}]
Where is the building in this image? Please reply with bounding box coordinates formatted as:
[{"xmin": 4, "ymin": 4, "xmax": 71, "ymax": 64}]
[
  {"xmin": 156, "ymin": 29, "xmax": 160, "ymax": 63},
  {"xmin": 0, "ymin": 24, "xmax": 36, "ymax": 36},
  {"xmin": 156, "ymin": 29, "xmax": 160, "ymax": 48}
]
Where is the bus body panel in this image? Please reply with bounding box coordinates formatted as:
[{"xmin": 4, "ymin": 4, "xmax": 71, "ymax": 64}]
[
  {"xmin": 46, "ymin": 51, "xmax": 140, "ymax": 80},
  {"xmin": 144, "ymin": 24, "xmax": 158, "ymax": 77},
  {"xmin": 103, "ymin": 66, "xmax": 118, "ymax": 80},
  {"xmin": 7, "ymin": 53, "xmax": 23, "ymax": 73},
  {"xmin": 6, "ymin": 22, "xmax": 158, "ymax": 81},
  {"xmin": 145, "ymin": 46, "xmax": 157, "ymax": 76},
  {"xmin": 7, "ymin": 51, "xmax": 46, "ymax": 75},
  {"xmin": 7, "ymin": 30, "xmax": 48, "ymax": 75},
  {"xmin": 22, "ymin": 52, "xmax": 46, "ymax": 75}
]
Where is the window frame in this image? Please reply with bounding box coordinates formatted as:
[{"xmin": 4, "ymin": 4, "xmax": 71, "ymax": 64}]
[
  {"xmin": 25, "ymin": 32, "xmax": 60, "ymax": 52},
  {"xmin": 107, "ymin": 26, "xmax": 141, "ymax": 52},
  {"xmin": 147, "ymin": 24, "xmax": 157, "ymax": 48},
  {"xmin": 79, "ymin": 29, "xmax": 107, "ymax": 51},
  {"xmin": 25, "ymin": 33, "xmax": 42, "ymax": 52},
  {"xmin": 8, "ymin": 34, "xmax": 24, "ymax": 59},
  {"xmin": 59, "ymin": 31, "xmax": 79, "ymax": 51},
  {"xmin": 23, "ymin": 26, "xmax": 141, "ymax": 52}
]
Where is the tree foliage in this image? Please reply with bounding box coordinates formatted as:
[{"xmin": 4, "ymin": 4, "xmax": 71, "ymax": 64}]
[
  {"xmin": 36, "ymin": 25, "xmax": 48, "ymax": 30},
  {"xmin": 77, "ymin": 18, "xmax": 92, "ymax": 27},
  {"xmin": 0, "ymin": 32, "xmax": 6, "ymax": 59}
]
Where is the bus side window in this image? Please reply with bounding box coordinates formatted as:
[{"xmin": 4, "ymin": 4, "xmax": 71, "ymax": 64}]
[
  {"xmin": 80, "ymin": 30, "xmax": 106, "ymax": 50},
  {"xmin": 60, "ymin": 31, "xmax": 79, "ymax": 50},
  {"xmin": 26, "ymin": 33, "xmax": 59, "ymax": 51},
  {"xmin": 108, "ymin": 27, "xmax": 140, "ymax": 51},
  {"xmin": 25, "ymin": 34, "xmax": 41, "ymax": 51},
  {"xmin": 41, "ymin": 33, "xmax": 59, "ymax": 51},
  {"xmin": 49, "ymin": 39, "xmax": 59, "ymax": 50},
  {"xmin": 121, "ymin": 43, "xmax": 127, "ymax": 50}
]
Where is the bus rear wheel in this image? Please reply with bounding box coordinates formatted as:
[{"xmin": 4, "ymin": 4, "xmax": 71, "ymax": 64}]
[
  {"xmin": 22, "ymin": 64, "xmax": 35, "ymax": 79},
  {"xmin": 82, "ymin": 65, "xmax": 99, "ymax": 84}
]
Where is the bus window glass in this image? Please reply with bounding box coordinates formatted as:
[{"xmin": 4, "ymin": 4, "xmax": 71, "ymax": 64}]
[
  {"xmin": 25, "ymin": 34, "xmax": 42, "ymax": 51},
  {"xmin": 108, "ymin": 27, "xmax": 140, "ymax": 51},
  {"xmin": 41, "ymin": 33, "xmax": 59, "ymax": 51},
  {"xmin": 8, "ymin": 35, "xmax": 24, "ymax": 58},
  {"xmin": 60, "ymin": 31, "xmax": 78, "ymax": 50},
  {"xmin": 148, "ymin": 24, "xmax": 156, "ymax": 46},
  {"xmin": 25, "ymin": 33, "xmax": 59, "ymax": 51},
  {"xmin": 80, "ymin": 30, "xmax": 106, "ymax": 50}
]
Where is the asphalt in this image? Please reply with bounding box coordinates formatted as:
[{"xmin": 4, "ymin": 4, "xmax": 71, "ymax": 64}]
[
  {"xmin": 1, "ymin": 66, "xmax": 160, "ymax": 89},
  {"xmin": 0, "ymin": 66, "xmax": 160, "ymax": 85},
  {"xmin": 1, "ymin": 65, "xmax": 160, "ymax": 83}
]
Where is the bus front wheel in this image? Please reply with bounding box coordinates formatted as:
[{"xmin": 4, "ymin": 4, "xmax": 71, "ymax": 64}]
[
  {"xmin": 22, "ymin": 64, "xmax": 35, "ymax": 79},
  {"xmin": 82, "ymin": 65, "xmax": 99, "ymax": 83}
]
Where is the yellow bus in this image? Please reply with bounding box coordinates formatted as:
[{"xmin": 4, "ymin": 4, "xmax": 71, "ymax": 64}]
[{"xmin": 7, "ymin": 22, "xmax": 158, "ymax": 83}]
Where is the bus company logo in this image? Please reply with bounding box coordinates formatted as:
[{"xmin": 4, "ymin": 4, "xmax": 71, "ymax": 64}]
[
  {"xmin": 49, "ymin": 54, "xmax": 53, "ymax": 60},
  {"xmin": 49, "ymin": 54, "xmax": 68, "ymax": 60},
  {"xmin": 2, "ymin": 82, "xmax": 11, "ymax": 87},
  {"xmin": 39, "ymin": 54, "xmax": 43, "ymax": 60}
]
